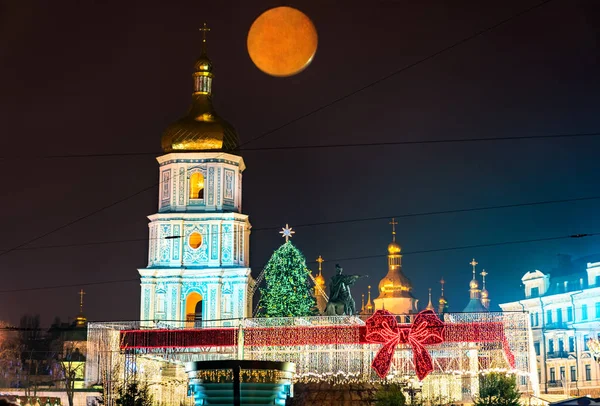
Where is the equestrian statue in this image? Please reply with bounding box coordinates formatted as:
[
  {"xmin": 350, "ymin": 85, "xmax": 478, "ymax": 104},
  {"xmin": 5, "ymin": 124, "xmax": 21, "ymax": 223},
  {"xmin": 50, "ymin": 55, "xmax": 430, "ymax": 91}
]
[{"xmin": 324, "ymin": 264, "xmax": 366, "ymax": 316}]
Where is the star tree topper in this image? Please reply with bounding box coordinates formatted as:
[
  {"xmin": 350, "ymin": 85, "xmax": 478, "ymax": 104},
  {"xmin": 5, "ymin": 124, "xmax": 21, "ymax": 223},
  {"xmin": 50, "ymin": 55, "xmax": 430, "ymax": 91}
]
[{"xmin": 279, "ymin": 224, "xmax": 295, "ymax": 242}]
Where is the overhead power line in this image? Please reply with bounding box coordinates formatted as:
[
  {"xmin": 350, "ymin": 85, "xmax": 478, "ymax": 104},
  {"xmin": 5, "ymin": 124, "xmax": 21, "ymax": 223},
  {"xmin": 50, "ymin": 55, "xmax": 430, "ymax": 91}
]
[
  {"xmin": 0, "ymin": 231, "xmax": 596, "ymax": 294},
  {"xmin": 2, "ymin": 130, "xmax": 598, "ymax": 160},
  {"xmin": 3, "ymin": 194, "xmax": 600, "ymax": 253}
]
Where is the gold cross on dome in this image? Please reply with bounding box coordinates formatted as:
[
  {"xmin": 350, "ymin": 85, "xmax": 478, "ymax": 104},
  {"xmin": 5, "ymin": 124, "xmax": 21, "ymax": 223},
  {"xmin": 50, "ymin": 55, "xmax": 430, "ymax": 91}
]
[
  {"xmin": 389, "ymin": 218, "xmax": 398, "ymax": 242},
  {"xmin": 316, "ymin": 255, "xmax": 324, "ymax": 272},
  {"xmin": 199, "ymin": 22, "xmax": 211, "ymax": 44},
  {"xmin": 279, "ymin": 224, "xmax": 295, "ymax": 242},
  {"xmin": 78, "ymin": 289, "xmax": 86, "ymax": 313},
  {"xmin": 470, "ymin": 258, "xmax": 478, "ymax": 280}
]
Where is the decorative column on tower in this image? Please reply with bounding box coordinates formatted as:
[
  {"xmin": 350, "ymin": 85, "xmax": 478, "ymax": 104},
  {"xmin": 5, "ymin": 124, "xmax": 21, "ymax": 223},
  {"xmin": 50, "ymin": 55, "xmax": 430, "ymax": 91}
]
[
  {"xmin": 438, "ymin": 278, "xmax": 448, "ymax": 314},
  {"xmin": 138, "ymin": 24, "xmax": 254, "ymax": 327},
  {"xmin": 462, "ymin": 258, "xmax": 488, "ymax": 313},
  {"xmin": 373, "ymin": 219, "xmax": 418, "ymax": 315},
  {"xmin": 480, "ymin": 269, "xmax": 490, "ymax": 310},
  {"xmin": 313, "ymin": 255, "xmax": 327, "ymax": 314}
]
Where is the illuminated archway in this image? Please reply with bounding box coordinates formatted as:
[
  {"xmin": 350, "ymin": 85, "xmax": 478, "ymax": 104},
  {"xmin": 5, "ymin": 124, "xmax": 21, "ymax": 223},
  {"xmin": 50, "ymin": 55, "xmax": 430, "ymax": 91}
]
[
  {"xmin": 190, "ymin": 172, "xmax": 205, "ymax": 200},
  {"xmin": 185, "ymin": 292, "xmax": 203, "ymax": 327}
]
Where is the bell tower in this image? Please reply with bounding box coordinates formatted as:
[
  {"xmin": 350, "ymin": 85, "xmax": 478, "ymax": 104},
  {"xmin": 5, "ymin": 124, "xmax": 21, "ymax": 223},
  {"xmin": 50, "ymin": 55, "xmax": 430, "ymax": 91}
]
[{"xmin": 138, "ymin": 26, "xmax": 254, "ymax": 327}]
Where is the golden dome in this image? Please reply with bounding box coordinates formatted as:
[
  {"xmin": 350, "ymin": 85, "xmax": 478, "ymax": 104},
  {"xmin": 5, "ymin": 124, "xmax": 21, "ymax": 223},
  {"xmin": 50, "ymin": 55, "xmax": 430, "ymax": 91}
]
[
  {"xmin": 75, "ymin": 313, "xmax": 87, "ymax": 327},
  {"xmin": 388, "ymin": 241, "xmax": 401, "ymax": 255},
  {"xmin": 377, "ymin": 271, "xmax": 413, "ymax": 298},
  {"xmin": 481, "ymin": 288, "xmax": 489, "ymax": 299},
  {"xmin": 314, "ymin": 273, "xmax": 325, "ymax": 285},
  {"xmin": 469, "ymin": 279, "xmax": 479, "ymax": 289},
  {"xmin": 161, "ymin": 52, "xmax": 240, "ymax": 154},
  {"xmin": 194, "ymin": 55, "xmax": 212, "ymax": 72}
]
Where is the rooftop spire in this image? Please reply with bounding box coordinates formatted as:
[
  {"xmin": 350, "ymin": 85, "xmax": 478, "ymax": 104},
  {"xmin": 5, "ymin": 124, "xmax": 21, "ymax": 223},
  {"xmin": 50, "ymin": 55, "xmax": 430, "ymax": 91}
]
[
  {"xmin": 481, "ymin": 269, "xmax": 488, "ymax": 290},
  {"xmin": 426, "ymin": 287, "xmax": 435, "ymax": 311}
]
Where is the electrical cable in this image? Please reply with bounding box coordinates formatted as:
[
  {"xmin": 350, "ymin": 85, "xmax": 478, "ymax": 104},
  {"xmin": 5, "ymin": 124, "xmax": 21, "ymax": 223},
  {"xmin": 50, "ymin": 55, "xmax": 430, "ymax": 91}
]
[{"xmin": 0, "ymin": 231, "xmax": 596, "ymax": 294}]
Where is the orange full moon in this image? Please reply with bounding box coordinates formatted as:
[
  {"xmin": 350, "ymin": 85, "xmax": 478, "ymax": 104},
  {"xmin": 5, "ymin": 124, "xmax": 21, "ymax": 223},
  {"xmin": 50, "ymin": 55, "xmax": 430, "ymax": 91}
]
[{"xmin": 247, "ymin": 7, "xmax": 318, "ymax": 77}]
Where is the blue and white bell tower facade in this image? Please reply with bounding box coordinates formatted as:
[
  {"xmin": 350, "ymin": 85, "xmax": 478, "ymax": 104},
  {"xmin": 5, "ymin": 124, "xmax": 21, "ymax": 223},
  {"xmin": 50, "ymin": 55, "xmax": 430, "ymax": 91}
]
[{"xmin": 139, "ymin": 152, "xmax": 253, "ymax": 326}]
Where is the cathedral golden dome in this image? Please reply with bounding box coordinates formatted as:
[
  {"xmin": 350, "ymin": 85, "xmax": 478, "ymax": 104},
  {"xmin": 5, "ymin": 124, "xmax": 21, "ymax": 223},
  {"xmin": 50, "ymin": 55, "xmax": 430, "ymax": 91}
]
[
  {"xmin": 481, "ymin": 288, "xmax": 489, "ymax": 299},
  {"xmin": 469, "ymin": 278, "xmax": 479, "ymax": 289},
  {"xmin": 161, "ymin": 34, "xmax": 240, "ymax": 154},
  {"xmin": 388, "ymin": 241, "xmax": 401, "ymax": 255},
  {"xmin": 378, "ymin": 271, "xmax": 413, "ymax": 298}
]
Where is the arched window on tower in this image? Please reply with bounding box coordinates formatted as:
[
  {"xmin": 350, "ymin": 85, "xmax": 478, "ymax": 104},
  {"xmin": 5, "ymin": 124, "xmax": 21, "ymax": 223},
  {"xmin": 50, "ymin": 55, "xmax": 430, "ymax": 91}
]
[{"xmin": 190, "ymin": 172, "xmax": 205, "ymax": 200}]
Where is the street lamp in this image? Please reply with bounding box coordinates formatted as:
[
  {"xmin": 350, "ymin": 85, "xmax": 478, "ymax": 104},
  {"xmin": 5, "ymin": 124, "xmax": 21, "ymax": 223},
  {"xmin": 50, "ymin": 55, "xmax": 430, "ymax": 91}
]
[{"xmin": 402, "ymin": 377, "xmax": 423, "ymax": 404}]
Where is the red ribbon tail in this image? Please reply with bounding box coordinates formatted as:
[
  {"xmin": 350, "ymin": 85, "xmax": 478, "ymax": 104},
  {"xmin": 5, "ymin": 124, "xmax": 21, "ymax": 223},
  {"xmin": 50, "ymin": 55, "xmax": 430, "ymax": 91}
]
[
  {"xmin": 413, "ymin": 344, "xmax": 434, "ymax": 381},
  {"xmin": 372, "ymin": 341, "xmax": 397, "ymax": 379}
]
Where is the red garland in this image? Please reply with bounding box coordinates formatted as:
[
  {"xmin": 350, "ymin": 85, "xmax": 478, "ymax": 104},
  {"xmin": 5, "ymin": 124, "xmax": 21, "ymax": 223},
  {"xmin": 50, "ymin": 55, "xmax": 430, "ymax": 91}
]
[{"xmin": 365, "ymin": 309, "xmax": 444, "ymax": 380}]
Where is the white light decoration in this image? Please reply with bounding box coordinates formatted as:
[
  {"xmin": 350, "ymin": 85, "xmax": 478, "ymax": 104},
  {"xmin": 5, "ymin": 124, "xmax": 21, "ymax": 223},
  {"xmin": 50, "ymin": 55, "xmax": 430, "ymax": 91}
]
[{"xmin": 86, "ymin": 311, "xmax": 535, "ymax": 405}]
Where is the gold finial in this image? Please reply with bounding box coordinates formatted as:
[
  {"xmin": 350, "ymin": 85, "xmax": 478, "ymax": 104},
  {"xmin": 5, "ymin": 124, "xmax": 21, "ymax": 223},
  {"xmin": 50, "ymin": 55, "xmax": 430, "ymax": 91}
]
[
  {"xmin": 279, "ymin": 224, "xmax": 295, "ymax": 242},
  {"xmin": 361, "ymin": 294, "xmax": 365, "ymax": 312},
  {"xmin": 470, "ymin": 258, "xmax": 478, "ymax": 279},
  {"xmin": 440, "ymin": 278, "xmax": 445, "ymax": 296},
  {"xmin": 481, "ymin": 269, "xmax": 488, "ymax": 289},
  {"xmin": 316, "ymin": 255, "xmax": 324, "ymax": 273},
  {"xmin": 389, "ymin": 218, "xmax": 398, "ymax": 242},
  {"xmin": 428, "ymin": 287, "xmax": 432, "ymax": 300},
  {"xmin": 199, "ymin": 22, "xmax": 211, "ymax": 54},
  {"xmin": 78, "ymin": 289, "xmax": 86, "ymax": 314}
]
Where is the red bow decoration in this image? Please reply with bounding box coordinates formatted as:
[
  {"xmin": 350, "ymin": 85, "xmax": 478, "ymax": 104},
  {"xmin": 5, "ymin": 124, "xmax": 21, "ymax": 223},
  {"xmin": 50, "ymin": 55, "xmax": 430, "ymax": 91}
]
[{"xmin": 365, "ymin": 309, "xmax": 444, "ymax": 381}]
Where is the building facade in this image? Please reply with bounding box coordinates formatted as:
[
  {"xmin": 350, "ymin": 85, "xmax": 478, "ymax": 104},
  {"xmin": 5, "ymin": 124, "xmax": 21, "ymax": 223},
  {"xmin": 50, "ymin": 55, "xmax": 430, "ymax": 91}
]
[
  {"xmin": 500, "ymin": 259, "xmax": 600, "ymax": 396},
  {"xmin": 138, "ymin": 37, "xmax": 254, "ymax": 327}
]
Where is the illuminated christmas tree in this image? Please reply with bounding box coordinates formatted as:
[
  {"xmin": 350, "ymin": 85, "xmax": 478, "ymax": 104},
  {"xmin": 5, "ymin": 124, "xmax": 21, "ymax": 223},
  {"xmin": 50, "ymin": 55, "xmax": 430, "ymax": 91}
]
[{"xmin": 257, "ymin": 226, "xmax": 317, "ymax": 317}]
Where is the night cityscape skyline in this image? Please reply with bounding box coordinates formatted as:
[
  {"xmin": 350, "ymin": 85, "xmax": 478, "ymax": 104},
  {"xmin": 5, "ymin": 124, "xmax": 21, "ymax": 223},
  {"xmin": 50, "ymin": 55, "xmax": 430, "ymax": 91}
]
[{"xmin": 1, "ymin": 0, "xmax": 600, "ymax": 326}]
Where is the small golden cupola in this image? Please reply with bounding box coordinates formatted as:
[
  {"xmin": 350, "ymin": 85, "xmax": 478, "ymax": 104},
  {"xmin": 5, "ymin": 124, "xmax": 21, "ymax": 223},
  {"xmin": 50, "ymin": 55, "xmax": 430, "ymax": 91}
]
[
  {"xmin": 161, "ymin": 23, "xmax": 240, "ymax": 154},
  {"xmin": 373, "ymin": 219, "xmax": 418, "ymax": 314}
]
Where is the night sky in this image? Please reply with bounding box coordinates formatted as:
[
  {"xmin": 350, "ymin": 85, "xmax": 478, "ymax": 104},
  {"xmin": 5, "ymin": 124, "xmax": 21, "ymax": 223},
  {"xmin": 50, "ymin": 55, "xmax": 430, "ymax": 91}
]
[{"xmin": 1, "ymin": 0, "xmax": 599, "ymax": 326}]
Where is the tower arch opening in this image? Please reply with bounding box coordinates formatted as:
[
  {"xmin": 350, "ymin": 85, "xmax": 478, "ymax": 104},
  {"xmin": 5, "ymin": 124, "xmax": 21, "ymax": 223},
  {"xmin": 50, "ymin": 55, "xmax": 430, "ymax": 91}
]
[
  {"xmin": 185, "ymin": 292, "xmax": 203, "ymax": 327},
  {"xmin": 190, "ymin": 172, "xmax": 205, "ymax": 200}
]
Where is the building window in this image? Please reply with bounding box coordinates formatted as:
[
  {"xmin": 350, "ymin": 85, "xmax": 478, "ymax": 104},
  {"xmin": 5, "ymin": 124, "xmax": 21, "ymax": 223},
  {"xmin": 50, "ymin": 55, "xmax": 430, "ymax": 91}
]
[
  {"xmin": 534, "ymin": 342, "xmax": 540, "ymax": 356},
  {"xmin": 596, "ymin": 275, "xmax": 600, "ymax": 286},
  {"xmin": 584, "ymin": 335, "xmax": 590, "ymax": 351},
  {"xmin": 547, "ymin": 309, "xmax": 553, "ymax": 324},
  {"xmin": 530, "ymin": 313, "xmax": 534, "ymax": 327},
  {"xmin": 582, "ymin": 304, "xmax": 588, "ymax": 320},
  {"xmin": 550, "ymin": 367, "xmax": 556, "ymax": 383},
  {"xmin": 189, "ymin": 232, "xmax": 203, "ymax": 249},
  {"xmin": 558, "ymin": 339, "xmax": 564, "ymax": 353},
  {"xmin": 567, "ymin": 306, "xmax": 573, "ymax": 322},
  {"xmin": 556, "ymin": 308, "xmax": 563, "ymax": 324},
  {"xmin": 531, "ymin": 287, "xmax": 539, "ymax": 297},
  {"xmin": 586, "ymin": 364, "xmax": 592, "ymax": 381},
  {"xmin": 569, "ymin": 336, "xmax": 575, "ymax": 352},
  {"xmin": 190, "ymin": 172, "xmax": 205, "ymax": 200},
  {"xmin": 535, "ymin": 312, "xmax": 539, "ymax": 326},
  {"xmin": 596, "ymin": 302, "xmax": 600, "ymax": 319},
  {"xmin": 548, "ymin": 339, "xmax": 554, "ymax": 353},
  {"xmin": 571, "ymin": 366, "xmax": 577, "ymax": 382},
  {"xmin": 520, "ymin": 376, "xmax": 527, "ymax": 386},
  {"xmin": 560, "ymin": 366, "xmax": 566, "ymax": 381}
]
